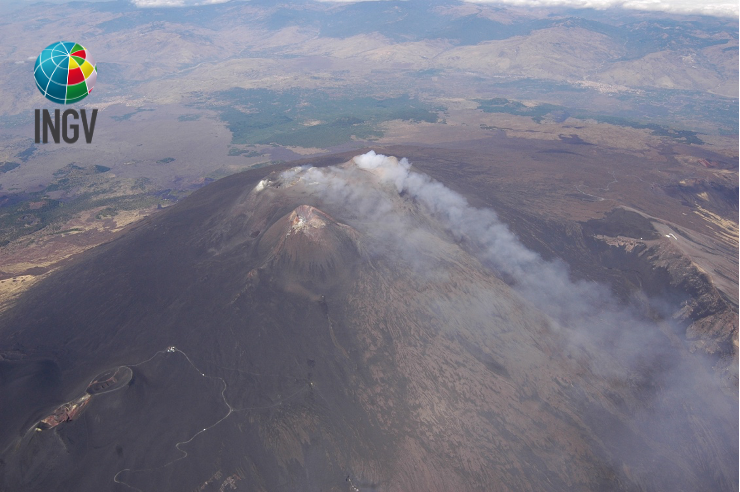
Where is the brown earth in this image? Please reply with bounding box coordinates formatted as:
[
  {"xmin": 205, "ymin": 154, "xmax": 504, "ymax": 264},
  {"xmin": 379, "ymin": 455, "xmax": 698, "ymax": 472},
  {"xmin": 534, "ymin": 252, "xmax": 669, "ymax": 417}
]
[{"xmin": 0, "ymin": 147, "xmax": 735, "ymax": 491}]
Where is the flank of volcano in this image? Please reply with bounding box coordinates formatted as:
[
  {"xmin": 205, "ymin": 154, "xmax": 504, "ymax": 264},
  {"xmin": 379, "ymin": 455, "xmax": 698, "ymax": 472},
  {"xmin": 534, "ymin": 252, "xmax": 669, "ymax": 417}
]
[{"xmin": 0, "ymin": 152, "xmax": 736, "ymax": 492}]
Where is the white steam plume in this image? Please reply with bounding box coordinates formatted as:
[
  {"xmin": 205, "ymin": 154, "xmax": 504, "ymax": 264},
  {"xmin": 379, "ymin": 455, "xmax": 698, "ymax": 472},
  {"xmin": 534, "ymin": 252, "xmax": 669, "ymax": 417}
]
[
  {"xmin": 263, "ymin": 151, "xmax": 737, "ymax": 487},
  {"xmin": 271, "ymin": 151, "xmax": 710, "ymax": 378}
]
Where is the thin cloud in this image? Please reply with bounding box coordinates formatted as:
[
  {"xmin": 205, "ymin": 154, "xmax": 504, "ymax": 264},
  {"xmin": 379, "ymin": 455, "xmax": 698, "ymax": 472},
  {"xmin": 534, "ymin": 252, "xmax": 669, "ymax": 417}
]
[
  {"xmin": 269, "ymin": 151, "xmax": 727, "ymax": 384},
  {"xmin": 464, "ymin": 0, "xmax": 739, "ymax": 17},
  {"xmin": 130, "ymin": 0, "xmax": 388, "ymax": 6},
  {"xmin": 313, "ymin": 0, "xmax": 394, "ymax": 2},
  {"xmin": 127, "ymin": 0, "xmax": 738, "ymax": 16},
  {"xmin": 131, "ymin": 0, "xmax": 229, "ymax": 7}
]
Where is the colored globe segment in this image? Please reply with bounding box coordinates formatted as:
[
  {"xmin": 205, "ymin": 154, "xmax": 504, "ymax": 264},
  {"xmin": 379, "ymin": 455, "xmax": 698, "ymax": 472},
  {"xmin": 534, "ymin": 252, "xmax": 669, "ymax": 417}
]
[{"xmin": 33, "ymin": 42, "xmax": 97, "ymax": 104}]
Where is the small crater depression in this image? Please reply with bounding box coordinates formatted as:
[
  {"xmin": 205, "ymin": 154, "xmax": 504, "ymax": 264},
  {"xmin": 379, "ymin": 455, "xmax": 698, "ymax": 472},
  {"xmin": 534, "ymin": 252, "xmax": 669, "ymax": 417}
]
[{"xmin": 86, "ymin": 366, "xmax": 133, "ymax": 395}]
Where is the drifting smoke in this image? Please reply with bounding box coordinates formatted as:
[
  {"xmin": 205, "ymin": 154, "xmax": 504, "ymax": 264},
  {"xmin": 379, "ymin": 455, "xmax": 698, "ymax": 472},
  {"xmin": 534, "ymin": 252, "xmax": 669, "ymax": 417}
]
[
  {"xmin": 265, "ymin": 151, "xmax": 737, "ymax": 393},
  {"xmin": 263, "ymin": 152, "xmax": 738, "ymax": 486},
  {"xmin": 279, "ymin": 152, "xmax": 649, "ymax": 342},
  {"xmin": 352, "ymin": 152, "xmax": 643, "ymax": 343}
]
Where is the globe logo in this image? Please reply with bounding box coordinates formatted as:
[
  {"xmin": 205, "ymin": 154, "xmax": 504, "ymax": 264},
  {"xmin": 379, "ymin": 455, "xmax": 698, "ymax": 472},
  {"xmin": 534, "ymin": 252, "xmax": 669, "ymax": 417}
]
[{"xmin": 33, "ymin": 42, "xmax": 97, "ymax": 104}]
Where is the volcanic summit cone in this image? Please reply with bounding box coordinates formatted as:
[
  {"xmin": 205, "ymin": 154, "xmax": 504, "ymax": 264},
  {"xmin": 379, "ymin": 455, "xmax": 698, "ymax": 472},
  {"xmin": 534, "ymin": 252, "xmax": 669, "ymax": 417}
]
[{"xmin": 258, "ymin": 205, "xmax": 361, "ymax": 291}]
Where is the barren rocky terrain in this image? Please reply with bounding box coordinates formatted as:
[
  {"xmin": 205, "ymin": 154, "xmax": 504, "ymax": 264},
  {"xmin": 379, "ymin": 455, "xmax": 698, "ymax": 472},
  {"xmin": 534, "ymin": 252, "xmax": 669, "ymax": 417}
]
[{"xmin": 0, "ymin": 151, "xmax": 736, "ymax": 491}]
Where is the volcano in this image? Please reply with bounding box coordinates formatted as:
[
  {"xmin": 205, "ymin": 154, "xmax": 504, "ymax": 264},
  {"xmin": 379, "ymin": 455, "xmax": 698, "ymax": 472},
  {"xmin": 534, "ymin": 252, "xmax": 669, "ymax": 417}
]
[
  {"xmin": 257, "ymin": 204, "xmax": 362, "ymax": 293},
  {"xmin": 0, "ymin": 151, "xmax": 736, "ymax": 492}
]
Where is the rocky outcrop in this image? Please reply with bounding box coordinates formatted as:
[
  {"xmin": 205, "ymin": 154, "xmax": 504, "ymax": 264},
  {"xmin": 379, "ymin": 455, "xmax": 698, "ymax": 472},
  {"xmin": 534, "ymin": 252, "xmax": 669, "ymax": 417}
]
[{"xmin": 581, "ymin": 211, "xmax": 737, "ymax": 388}]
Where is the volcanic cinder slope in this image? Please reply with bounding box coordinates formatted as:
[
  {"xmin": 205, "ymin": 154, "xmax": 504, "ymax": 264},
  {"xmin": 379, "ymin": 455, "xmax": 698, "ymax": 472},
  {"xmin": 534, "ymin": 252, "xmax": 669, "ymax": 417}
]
[{"xmin": 0, "ymin": 152, "xmax": 736, "ymax": 491}]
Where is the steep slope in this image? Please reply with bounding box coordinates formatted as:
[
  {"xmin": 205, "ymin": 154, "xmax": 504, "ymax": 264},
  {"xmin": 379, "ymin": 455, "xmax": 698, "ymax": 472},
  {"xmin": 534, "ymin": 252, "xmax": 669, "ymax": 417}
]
[{"xmin": 0, "ymin": 152, "xmax": 736, "ymax": 492}]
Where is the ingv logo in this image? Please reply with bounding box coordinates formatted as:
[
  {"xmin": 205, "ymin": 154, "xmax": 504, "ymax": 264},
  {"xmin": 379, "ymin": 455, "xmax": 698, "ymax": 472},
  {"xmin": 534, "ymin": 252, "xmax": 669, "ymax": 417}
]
[{"xmin": 33, "ymin": 41, "xmax": 98, "ymax": 144}]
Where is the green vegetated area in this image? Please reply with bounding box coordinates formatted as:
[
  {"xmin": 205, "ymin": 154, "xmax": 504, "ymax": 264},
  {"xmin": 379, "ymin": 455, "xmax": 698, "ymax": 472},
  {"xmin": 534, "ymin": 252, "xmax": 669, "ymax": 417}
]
[
  {"xmin": 210, "ymin": 88, "xmax": 441, "ymax": 148},
  {"xmin": 585, "ymin": 115, "xmax": 704, "ymax": 144},
  {"xmin": 476, "ymin": 97, "xmax": 706, "ymax": 144},
  {"xmin": 0, "ymin": 162, "xmax": 20, "ymax": 174},
  {"xmin": 0, "ymin": 165, "xmax": 163, "ymax": 246},
  {"xmin": 111, "ymin": 107, "xmax": 155, "ymax": 122},
  {"xmin": 477, "ymin": 98, "xmax": 565, "ymax": 123},
  {"xmin": 228, "ymin": 147, "xmax": 263, "ymax": 157},
  {"xmin": 476, "ymin": 78, "xmax": 738, "ymax": 136}
]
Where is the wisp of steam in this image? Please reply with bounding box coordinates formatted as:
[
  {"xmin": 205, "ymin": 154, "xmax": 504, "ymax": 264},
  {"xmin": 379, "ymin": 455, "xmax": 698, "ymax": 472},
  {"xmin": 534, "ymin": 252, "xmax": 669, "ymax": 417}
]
[
  {"xmin": 270, "ymin": 150, "xmax": 735, "ymax": 402},
  {"xmin": 277, "ymin": 151, "xmax": 657, "ymax": 361}
]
